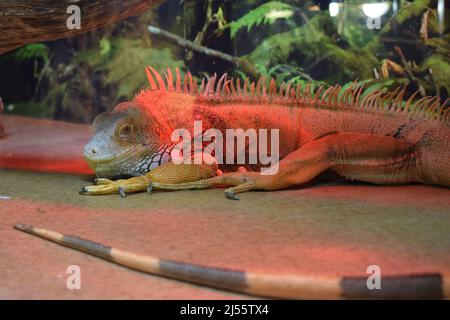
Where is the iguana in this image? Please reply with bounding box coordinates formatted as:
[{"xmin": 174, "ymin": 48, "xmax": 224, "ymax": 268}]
[
  {"xmin": 14, "ymin": 67, "xmax": 450, "ymax": 299},
  {"xmin": 79, "ymin": 66, "xmax": 450, "ymax": 199}
]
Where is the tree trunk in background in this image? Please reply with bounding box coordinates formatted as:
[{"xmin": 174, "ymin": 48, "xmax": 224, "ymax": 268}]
[
  {"xmin": 0, "ymin": 97, "xmax": 4, "ymax": 138},
  {"xmin": 0, "ymin": 0, "xmax": 164, "ymax": 54}
]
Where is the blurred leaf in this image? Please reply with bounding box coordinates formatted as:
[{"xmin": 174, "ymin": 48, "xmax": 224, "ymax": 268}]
[
  {"xmin": 233, "ymin": 70, "xmax": 248, "ymax": 81},
  {"xmin": 77, "ymin": 38, "xmax": 184, "ymax": 100},
  {"xmin": 12, "ymin": 44, "xmax": 50, "ymax": 62},
  {"xmin": 228, "ymin": 1, "xmax": 293, "ymax": 38},
  {"xmin": 99, "ymin": 38, "xmax": 112, "ymax": 58}
]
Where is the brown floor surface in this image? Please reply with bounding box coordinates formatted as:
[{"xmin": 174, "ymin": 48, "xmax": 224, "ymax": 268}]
[{"xmin": 0, "ymin": 115, "xmax": 449, "ymax": 299}]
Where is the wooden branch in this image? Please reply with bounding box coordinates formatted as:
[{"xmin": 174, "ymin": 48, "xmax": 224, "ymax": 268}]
[
  {"xmin": 186, "ymin": 0, "xmax": 214, "ymax": 61},
  {"xmin": 0, "ymin": 0, "xmax": 164, "ymax": 54},
  {"xmin": 147, "ymin": 25, "xmax": 259, "ymax": 78}
]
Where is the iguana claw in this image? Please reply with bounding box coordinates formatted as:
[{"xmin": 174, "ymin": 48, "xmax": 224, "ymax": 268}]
[
  {"xmin": 225, "ymin": 190, "xmax": 239, "ymax": 200},
  {"xmin": 79, "ymin": 187, "xmax": 87, "ymax": 195},
  {"xmin": 118, "ymin": 186, "xmax": 126, "ymax": 198},
  {"xmin": 79, "ymin": 177, "xmax": 147, "ymax": 196},
  {"xmin": 80, "ymin": 162, "xmax": 218, "ymax": 196}
]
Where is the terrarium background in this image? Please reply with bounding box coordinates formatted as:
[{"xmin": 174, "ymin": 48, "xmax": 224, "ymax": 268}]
[{"xmin": 0, "ymin": 0, "xmax": 448, "ymax": 123}]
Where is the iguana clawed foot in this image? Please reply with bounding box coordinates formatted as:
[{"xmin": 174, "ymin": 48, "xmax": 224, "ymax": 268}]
[
  {"xmin": 80, "ymin": 161, "xmax": 219, "ymax": 197},
  {"xmin": 80, "ymin": 162, "xmax": 264, "ymax": 200},
  {"xmin": 79, "ymin": 175, "xmax": 150, "ymax": 197},
  {"xmin": 224, "ymin": 190, "xmax": 240, "ymax": 200}
]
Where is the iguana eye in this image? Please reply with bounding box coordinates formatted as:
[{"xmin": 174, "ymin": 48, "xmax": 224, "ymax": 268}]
[{"xmin": 116, "ymin": 123, "xmax": 134, "ymax": 142}]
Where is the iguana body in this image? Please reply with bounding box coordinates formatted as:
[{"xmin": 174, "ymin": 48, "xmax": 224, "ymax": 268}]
[
  {"xmin": 80, "ymin": 66, "xmax": 450, "ymax": 198},
  {"xmin": 14, "ymin": 67, "xmax": 450, "ymax": 299}
]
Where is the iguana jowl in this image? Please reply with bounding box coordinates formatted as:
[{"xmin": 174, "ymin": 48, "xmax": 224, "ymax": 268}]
[{"xmin": 80, "ymin": 66, "xmax": 450, "ymax": 199}]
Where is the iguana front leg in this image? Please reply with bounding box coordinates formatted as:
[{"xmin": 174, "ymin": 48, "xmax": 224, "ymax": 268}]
[
  {"xmin": 80, "ymin": 162, "xmax": 218, "ymax": 197},
  {"xmin": 151, "ymin": 132, "xmax": 417, "ymax": 200}
]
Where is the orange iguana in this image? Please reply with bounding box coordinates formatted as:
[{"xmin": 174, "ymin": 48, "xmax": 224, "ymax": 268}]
[
  {"xmin": 78, "ymin": 66, "xmax": 450, "ymax": 199},
  {"xmin": 14, "ymin": 67, "xmax": 450, "ymax": 299}
]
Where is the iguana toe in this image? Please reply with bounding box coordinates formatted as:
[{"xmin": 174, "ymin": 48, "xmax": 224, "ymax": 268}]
[
  {"xmin": 118, "ymin": 186, "xmax": 126, "ymax": 198},
  {"xmin": 225, "ymin": 190, "xmax": 239, "ymax": 200}
]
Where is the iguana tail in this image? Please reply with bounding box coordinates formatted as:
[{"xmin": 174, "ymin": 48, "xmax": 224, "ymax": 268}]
[{"xmin": 14, "ymin": 223, "xmax": 449, "ymax": 299}]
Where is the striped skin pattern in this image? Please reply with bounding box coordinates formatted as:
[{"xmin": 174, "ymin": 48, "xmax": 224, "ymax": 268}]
[
  {"xmin": 81, "ymin": 66, "xmax": 450, "ymax": 199},
  {"xmin": 13, "ymin": 223, "xmax": 450, "ymax": 299}
]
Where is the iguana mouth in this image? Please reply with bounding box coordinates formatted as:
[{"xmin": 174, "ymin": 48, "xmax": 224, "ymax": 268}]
[
  {"xmin": 83, "ymin": 147, "xmax": 136, "ymax": 165},
  {"xmin": 83, "ymin": 146, "xmax": 143, "ymax": 176}
]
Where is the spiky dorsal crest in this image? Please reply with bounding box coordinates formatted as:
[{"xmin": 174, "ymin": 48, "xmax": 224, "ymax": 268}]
[{"xmin": 137, "ymin": 66, "xmax": 450, "ymax": 123}]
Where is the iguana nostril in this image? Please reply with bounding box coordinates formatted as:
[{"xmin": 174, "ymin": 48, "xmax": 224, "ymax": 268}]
[{"xmin": 92, "ymin": 149, "xmax": 97, "ymax": 155}]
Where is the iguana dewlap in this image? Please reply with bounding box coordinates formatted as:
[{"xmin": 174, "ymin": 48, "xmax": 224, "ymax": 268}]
[{"xmin": 80, "ymin": 66, "xmax": 450, "ymax": 199}]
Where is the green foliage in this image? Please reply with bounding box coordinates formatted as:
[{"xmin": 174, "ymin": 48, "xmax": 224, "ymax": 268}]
[
  {"xmin": 419, "ymin": 53, "xmax": 450, "ymax": 95},
  {"xmin": 342, "ymin": 21, "xmax": 375, "ymax": 48},
  {"xmin": 338, "ymin": 3, "xmax": 378, "ymax": 48},
  {"xmin": 12, "ymin": 44, "xmax": 50, "ymax": 62},
  {"xmin": 244, "ymin": 13, "xmax": 335, "ymax": 71},
  {"xmin": 99, "ymin": 38, "xmax": 112, "ymax": 58},
  {"xmin": 77, "ymin": 38, "xmax": 184, "ymax": 100},
  {"xmin": 228, "ymin": 1, "xmax": 294, "ymax": 38},
  {"xmin": 253, "ymin": 63, "xmax": 310, "ymax": 84},
  {"xmin": 234, "ymin": 63, "xmax": 328, "ymax": 91},
  {"xmin": 245, "ymin": 10, "xmax": 380, "ymax": 84},
  {"xmin": 339, "ymin": 79, "xmax": 408, "ymax": 104}
]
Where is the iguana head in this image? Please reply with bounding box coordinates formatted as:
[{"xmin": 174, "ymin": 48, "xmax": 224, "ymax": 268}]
[{"xmin": 83, "ymin": 102, "xmax": 172, "ymax": 178}]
